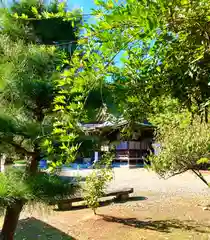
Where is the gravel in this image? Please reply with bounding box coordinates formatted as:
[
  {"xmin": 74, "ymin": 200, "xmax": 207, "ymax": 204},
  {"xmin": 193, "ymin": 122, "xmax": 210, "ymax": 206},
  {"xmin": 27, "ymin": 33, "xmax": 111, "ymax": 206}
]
[
  {"xmin": 60, "ymin": 168, "xmax": 210, "ymax": 197},
  {"xmin": 109, "ymin": 168, "xmax": 210, "ymax": 196}
]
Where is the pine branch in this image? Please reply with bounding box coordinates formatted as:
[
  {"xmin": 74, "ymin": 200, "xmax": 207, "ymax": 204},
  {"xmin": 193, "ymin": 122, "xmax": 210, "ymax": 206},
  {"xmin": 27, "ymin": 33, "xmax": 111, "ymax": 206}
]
[
  {"xmin": 0, "ymin": 139, "xmax": 35, "ymax": 157},
  {"xmin": 10, "ymin": 142, "xmax": 35, "ymax": 157}
]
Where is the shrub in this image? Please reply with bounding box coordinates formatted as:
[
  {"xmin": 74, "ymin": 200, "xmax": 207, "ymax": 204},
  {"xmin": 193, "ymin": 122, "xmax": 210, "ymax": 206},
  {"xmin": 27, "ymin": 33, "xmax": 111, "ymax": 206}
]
[
  {"xmin": 83, "ymin": 152, "xmax": 113, "ymax": 214},
  {"xmin": 151, "ymin": 122, "xmax": 210, "ymax": 185}
]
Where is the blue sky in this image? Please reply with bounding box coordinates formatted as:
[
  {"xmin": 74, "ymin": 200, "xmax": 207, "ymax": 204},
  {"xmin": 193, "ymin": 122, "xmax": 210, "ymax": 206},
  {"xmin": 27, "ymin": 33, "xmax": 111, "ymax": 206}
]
[
  {"xmin": 4, "ymin": 0, "xmax": 96, "ymax": 12},
  {"xmin": 68, "ymin": 0, "xmax": 125, "ymax": 67},
  {"xmin": 68, "ymin": 0, "xmax": 96, "ymax": 13}
]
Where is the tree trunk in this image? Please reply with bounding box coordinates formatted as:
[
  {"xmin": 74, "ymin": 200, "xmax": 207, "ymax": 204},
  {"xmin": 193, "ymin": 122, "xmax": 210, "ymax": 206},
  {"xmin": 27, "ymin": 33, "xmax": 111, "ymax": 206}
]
[
  {"xmin": 190, "ymin": 111, "xmax": 194, "ymax": 125},
  {"xmin": 28, "ymin": 153, "xmax": 39, "ymax": 175},
  {"xmin": 205, "ymin": 106, "xmax": 208, "ymax": 123},
  {"xmin": 28, "ymin": 144, "xmax": 40, "ymax": 175},
  {"xmin": 0, "ymin": 200, "xmax": 23, "ymax": 240}
]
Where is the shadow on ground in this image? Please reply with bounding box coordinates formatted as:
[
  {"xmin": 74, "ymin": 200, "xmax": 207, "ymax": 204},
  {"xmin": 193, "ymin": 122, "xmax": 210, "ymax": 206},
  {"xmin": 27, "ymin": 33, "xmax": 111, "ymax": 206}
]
[
  {"xmin": 99, "ymin": 215, "xmax": 210, "ymax": 234},
  {"xmin": 54, "ymin": 196, "xmax": 148, "ymax": 212},
  {"xmin": 54, "ymin": 198, "xmax": 116, "ymax": 212},
  {"xmin": 120, "ymin": 196, "xmax": 148, "ymax": 202},
  {"xmin": 16, "ymin": 217, "xmax": 76, "ymax": 239}
]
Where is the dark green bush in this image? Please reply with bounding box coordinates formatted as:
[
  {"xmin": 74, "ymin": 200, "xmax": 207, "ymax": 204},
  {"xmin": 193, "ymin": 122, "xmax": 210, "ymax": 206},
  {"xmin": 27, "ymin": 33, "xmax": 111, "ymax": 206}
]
[{"xmin": 0, "ymin": 167, "xmax": 79, "ymax": 208}]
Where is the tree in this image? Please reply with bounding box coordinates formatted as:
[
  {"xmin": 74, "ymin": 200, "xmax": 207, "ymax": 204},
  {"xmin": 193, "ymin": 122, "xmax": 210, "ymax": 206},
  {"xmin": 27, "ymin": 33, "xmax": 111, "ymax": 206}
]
[
  {"xmin": 0, "ymin": 1, "xmax": 81, "ymax": 238},
  {"xmin": 51, "ymin": 0, "xmax": 210, "ymax": 190},
  {"xmin": 51, "ymin": 0, "xmax": 159, "ymax": 169},
  {"xmin": 156, "ymin": 0, "xmax": 210, "ymax": 122},
  {"xmin": 52, "ymin": 0, "xmax": 162, "ymax": 130},
  {"xmin": 2, "ymin": 0, "xmax": 81, "ymax": 46},
  {"xmin": 0, "ymin": 167, "xmax": 77, "ymax": 240},
  {"xmin": 148, "ymin": 96, "xmax": 192, "ymax": 127},
  {"xmin": 151, "ymin": 121, "xmax": 210, "ymax": 186}
]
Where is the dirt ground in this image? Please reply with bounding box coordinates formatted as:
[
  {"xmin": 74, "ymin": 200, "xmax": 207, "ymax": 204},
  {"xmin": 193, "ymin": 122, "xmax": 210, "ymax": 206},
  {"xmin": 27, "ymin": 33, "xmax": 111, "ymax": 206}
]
[
  {"xmin": 14, "ymin": 169, "xmax": 210, "ymax": 240},
  {"xmin": 15, "ymin": 193, "xmax": 210, "ymax": 240}
]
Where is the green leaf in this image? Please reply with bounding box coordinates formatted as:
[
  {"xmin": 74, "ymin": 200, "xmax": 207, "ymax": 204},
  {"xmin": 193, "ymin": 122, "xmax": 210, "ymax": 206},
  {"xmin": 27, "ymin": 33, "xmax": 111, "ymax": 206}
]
[
  {"xmin": 13, "ymin": 13, "xmax": 19, "ymax": 19},
  {"xmin": 51, "ymin": 162, "xmax": 57, "ymax": 167},
  {"xmin": 197, "ymin": 158, "xmax": 209, "ymax": 165},
  {"xmin": 21, "ymin": 13, "xmax": 28, "ymax": 19},
  {"xmin": 100, "ymin": 22, "xmax": 111, "ymax": 30},
  {"xmin": 156, "ymin": 66, "xmax": 161, "ymax": 72},
  {"xmin": 181, "ymin": 0, "xmax": 188, "ymax": 5},
  {"xmin": 94, "ymin": 0, "xmax": 102, "ymax": 6},
  {"xmin": 31, "ymin": 7, "xmax": 38, "ymax": 16}
]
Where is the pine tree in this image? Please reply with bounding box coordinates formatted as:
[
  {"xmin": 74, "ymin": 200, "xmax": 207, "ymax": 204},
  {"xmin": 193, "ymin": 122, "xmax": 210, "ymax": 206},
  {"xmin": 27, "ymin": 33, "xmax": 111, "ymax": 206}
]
[{"xmin": 0, "ymin": 1, "xmax": 80, "ymax": 238}]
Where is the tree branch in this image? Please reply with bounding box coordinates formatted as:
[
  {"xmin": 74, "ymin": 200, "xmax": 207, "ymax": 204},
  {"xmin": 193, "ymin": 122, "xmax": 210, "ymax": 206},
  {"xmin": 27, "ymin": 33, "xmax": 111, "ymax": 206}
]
[
  {"xmin": 192, "ymin": 169, "xmax": 209, "ymax": 187},
  {"xmin": 9, "ymin": 141, "xmax": 35, "ymax": 157},
  {"xmin": 163, "ymin": 169, "xmax": 188, "ymax": 179}
]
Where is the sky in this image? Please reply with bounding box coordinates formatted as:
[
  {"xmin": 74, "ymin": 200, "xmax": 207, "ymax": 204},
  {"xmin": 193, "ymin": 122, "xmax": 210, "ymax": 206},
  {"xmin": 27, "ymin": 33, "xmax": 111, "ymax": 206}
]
[
  {"xmin": 68, "ymin": 0, "xmax": 96, "ymax": 13},
  {"xmin": 4, "ymin": 0, "xmax": 96, "ymax": 12},
  {"xmin": 68, "ymin": 0, "xmax": 125, "ymax": 68}
]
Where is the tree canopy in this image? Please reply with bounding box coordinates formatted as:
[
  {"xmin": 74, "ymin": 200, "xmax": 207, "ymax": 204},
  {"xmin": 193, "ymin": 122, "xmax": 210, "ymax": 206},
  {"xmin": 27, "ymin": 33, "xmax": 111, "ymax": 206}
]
[
  {"xmin": 52, "ymin": 0, "xmax": 210, "ymax": 183},
  {"xmin": 1, "ymin": 0, "xmax": 81, "ymax": 45},
  {"xmin": 0, "ymin": 1, "xmax": 82, "ymax": 238}
]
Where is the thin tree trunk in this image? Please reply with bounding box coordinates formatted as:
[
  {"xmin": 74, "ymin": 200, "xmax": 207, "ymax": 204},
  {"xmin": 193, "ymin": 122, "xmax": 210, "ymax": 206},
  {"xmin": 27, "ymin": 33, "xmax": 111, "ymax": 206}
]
[
  {"xmin": 205, "ymin": 106, "xmax": 208, "ymax": 123},
  {"xmin": 93, "ymin": 209, "xmax": 97, "ymax": 215},
  {"xmin": 0, "ymin": 200, "xmax": 24, "ymax": 240},
  {"xmin": 28, "ymin": 153, "xmax": 39, "ymax": 175},
  {"xmin": 200, "ymin": 113, "xmax": 203, "ymax": 123},
  {"xmin": 192, "ymin": 169, "xmax": 209, "ymax": 187},
  {"xmin": 190, "ymin": 112, "xmax": 194, "ymax": 125},
  {"xmin": 28, "ymin": 144, "xmax": 40, "ymax": 175}
]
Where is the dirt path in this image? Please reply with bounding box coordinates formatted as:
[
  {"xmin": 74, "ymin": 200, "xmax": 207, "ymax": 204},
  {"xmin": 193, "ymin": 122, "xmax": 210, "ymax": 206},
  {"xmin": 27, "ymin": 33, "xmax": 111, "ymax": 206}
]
[
  {"xmin": 18, "ymin": 194, "xmax": 210, "ymax": 240},
  {"xmin": 15, "ymin": 169, "xmax": 210, "ymax": 239}
]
